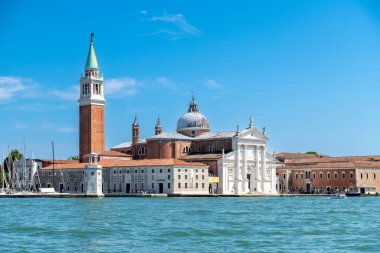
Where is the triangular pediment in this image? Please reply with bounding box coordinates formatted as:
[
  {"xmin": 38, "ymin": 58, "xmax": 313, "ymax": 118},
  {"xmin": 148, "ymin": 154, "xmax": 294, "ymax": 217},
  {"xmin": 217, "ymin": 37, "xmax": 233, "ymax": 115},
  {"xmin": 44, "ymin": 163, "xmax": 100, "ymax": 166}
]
[{"xmin": 238, "ymin": 127, "xmax": 267, "ymax": 141}]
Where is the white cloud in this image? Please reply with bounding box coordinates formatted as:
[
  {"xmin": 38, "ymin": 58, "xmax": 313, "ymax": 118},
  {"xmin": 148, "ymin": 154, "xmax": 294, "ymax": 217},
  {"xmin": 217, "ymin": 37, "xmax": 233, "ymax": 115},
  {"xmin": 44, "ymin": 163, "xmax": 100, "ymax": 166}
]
[
  {"xmin": 0, "ymin": 76, "xmax": 38, "ymax": 102},
  {"xmin": 11, "ymin": 122, "xmax": 27, "ymax": 130},
  {"xmin": 140, "ymin": 10, "xmax": 148, "ymax": 15},
  {"xmin": 56, "ymin": 127, "xmax": 77, "ymax": 133},
  {"xmin": 156, "ymin": 76, "xmax": 178, "ymax": 90},
  {"xmin": 51, "ymin": 86, "xmax": 79, "ymax": 101},
  {"xmin": 106, "ymin": 77, "xmax": 139, "ymax": 97},
  {"xmin": 143, "ymin": 12, "xmax": 200, "ymax": 39},
  {"xmin": 204, "ymin": 79, "xmax": 224, "ymax": 90}
]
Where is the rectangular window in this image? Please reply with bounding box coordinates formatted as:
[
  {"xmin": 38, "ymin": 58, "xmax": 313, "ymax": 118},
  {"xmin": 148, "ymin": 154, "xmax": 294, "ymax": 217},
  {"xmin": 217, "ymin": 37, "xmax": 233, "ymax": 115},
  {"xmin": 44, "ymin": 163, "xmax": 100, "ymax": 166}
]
[
  {"xmin": 202, "ymin": 183, "xmax": 205, "ymax": 188},
  {"xmin": 168, "ymin": 169, "xmax": 170, "ymax": 173},
  {"xmin": 160, "ymin": 169, "xmax": 162, "ymax": 173},
  {"xmin": 196, "ymin": 183, "xmax": 198, "ymax": 188},
  {"xmin": 185, "ymin": 183, "xmax": 188, "ymax": 188},
  {"xmin": 374, "ymin": 173, "xmax": 376, "ymax": 179},
  {"xmin": 178, "ymin": 175, "xmax": 181, "ymax": 179},
  {"xmin": 168, "ymin": 183, "xmax": 171, "ymax": 189},
  {"xmin": 202, "ymin": 175, "xmax": 205, "ymax": 180},
  {"xmin": 178, "ymin": 183, "xmax": 181, "ymax": 188},
  {"xmin": 168, "ymin": 175, "xmax": 170, "ymax": 180},
  {"xmin": 152, "ymin": 183, "xmax": 154, "ymax": 189},
  {"xmin": 185, "ymin": 175, "xmax": 188, "ymax": 180},
  {"xmin": 196, "ymin": 175, "xmax": 198, "ymax": 180},
  {"xmin": 152, "ymin": 169, "xmax": 154, "ymax": 173}
]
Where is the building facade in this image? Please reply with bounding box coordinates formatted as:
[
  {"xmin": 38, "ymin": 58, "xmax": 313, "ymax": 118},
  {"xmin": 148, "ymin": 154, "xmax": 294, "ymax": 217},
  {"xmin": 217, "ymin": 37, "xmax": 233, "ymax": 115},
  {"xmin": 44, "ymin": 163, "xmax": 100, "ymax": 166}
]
[
  {"xmin": 39, "ymin": 158, "xmax": 209, "ymax": 195},
  {"xmin": 276, "ymin": 153, "xmax": 380, "ymax": 194}
]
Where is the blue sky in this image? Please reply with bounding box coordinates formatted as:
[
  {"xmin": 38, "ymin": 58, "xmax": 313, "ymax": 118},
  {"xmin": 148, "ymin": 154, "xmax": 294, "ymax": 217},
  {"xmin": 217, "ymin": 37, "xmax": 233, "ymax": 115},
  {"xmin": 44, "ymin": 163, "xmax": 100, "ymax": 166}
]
[{"xmin": 1, "ymin": 0, "xmax": 380, "ymax": 159}]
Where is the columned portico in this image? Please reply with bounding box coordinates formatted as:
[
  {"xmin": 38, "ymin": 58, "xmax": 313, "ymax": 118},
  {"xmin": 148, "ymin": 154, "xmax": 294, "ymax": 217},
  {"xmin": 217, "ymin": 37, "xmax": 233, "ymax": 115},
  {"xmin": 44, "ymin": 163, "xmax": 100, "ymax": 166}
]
[{"xmin": 217, "ymin": 123, "xmax": 278, "ymax": 195}]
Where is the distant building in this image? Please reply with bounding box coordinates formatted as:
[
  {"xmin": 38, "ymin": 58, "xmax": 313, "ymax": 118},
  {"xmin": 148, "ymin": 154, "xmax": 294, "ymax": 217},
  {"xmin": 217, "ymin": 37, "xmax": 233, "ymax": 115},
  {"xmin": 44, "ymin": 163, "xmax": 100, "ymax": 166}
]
[
  {"xmin": 276, "ymin": 153, "xmax": 380, "ymax": 194},
  {"xmin": 39, "ymin": 154, "xmax": 209, "ymax": 195},
  {"xmin": 36, "ymin": 33, "xmax": 278, "ymax": 195}
]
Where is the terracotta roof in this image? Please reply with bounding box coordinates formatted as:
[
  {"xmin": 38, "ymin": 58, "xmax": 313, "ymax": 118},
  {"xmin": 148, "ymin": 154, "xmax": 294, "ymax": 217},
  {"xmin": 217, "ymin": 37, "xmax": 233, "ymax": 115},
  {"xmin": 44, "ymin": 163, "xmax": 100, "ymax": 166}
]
[
  {"xmin": 354, "ymin": 161, "xmax": 380, "ymax": 168},
  {"xmin": 275, "ymin": 153, "xmax": 329, "ymax": 160},
  {"xmin": 146, "ymin": 132, "xmax": 192, "ymax": 140},
  {"xmin": 180, "ymin": 153, "xmax": 223, "ymax": 160},
  {"xmin": 41, "ymin": 158, "xmax": 207, "ymax": 170},
  {"xmin": 281, "ymin": 155, "xmax": 380, "ymax": 166},
  {"xmin": 280, "ymin": 162, "xmax": 356, "ymax": 169},
  {"xmin": 35, "ymin": 159, "xmax": 79, "ymax": 164},
  {"xmin": 99, "ymin": 150, "xmax": 131, "ymax": 157}
]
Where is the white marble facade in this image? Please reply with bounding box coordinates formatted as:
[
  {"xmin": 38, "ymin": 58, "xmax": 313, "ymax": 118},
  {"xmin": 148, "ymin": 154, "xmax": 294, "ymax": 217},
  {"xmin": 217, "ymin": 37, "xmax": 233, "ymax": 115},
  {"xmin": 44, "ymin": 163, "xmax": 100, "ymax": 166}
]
[{"xmin": 217, "ymin": 127, "xmax": 278, "ymax": 194}]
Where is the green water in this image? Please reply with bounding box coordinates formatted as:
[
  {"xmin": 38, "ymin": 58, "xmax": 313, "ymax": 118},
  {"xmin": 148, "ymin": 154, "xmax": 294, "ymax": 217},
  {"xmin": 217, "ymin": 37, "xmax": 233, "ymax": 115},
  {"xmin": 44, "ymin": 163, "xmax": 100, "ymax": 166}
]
[{"xmin": 0, "ymin": 197, "xmax": 379, "ymax": 252}]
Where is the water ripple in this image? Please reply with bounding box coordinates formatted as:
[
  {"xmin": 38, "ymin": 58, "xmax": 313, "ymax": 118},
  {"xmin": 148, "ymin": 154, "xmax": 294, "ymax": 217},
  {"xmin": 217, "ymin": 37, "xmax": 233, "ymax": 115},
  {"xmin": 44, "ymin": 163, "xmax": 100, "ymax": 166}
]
[{"xmin": 0, "ymin": 197, "xmax": 380, "ymax": 252}]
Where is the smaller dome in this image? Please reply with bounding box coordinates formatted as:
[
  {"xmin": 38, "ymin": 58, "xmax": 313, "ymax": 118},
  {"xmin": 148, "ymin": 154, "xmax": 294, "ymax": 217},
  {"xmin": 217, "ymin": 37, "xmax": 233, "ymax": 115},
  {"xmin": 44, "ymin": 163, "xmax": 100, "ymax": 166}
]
[{"xmin": 177, "ymin": 112, "xmax": 210, "ymax": 130}]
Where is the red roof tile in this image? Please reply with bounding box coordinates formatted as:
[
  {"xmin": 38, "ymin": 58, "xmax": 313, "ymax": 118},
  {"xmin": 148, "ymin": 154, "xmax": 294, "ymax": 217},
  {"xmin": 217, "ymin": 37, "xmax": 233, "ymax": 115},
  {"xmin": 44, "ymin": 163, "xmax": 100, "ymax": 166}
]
[{"xmin": 41, "ymin": 158, "xmax": 207, "ymax": 170}]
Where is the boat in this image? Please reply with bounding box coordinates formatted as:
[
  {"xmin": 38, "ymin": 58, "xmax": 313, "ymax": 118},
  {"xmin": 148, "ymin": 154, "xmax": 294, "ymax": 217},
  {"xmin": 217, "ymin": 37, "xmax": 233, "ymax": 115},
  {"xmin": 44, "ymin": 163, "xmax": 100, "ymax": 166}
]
[{"xmin": 330, "ymin": 193, "xmax": 346, "ymax": 199}]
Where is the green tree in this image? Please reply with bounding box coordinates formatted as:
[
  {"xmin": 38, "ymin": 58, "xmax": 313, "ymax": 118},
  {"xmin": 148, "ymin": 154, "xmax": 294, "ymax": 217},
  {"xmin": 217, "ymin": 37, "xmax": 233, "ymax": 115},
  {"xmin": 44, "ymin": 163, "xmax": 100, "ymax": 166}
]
[
  {"xmin": 1, "ymin": 150, "xmax": 23, "ymax": 189},
  {"xmin": 2, "ymin": 149, "xmax": 23, "ymax": 172},
  {"xmin": 68, "ymin": 155, "xmax": 79, "ymax": 160},
  {"xmin": 305, "ymin": 151, "xmax": 318, "ymax": 155}
]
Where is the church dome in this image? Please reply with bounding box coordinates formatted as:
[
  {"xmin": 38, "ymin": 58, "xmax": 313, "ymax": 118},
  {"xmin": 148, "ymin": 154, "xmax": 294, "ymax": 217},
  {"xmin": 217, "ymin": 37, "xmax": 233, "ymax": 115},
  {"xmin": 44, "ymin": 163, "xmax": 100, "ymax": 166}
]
[
  {"xmin": 176, "ymin": 96, "xmax": 210, "ymax": 136},
  {"xmin": 177, "ymin": 111, "xmax": 210, "ymax": 130}
]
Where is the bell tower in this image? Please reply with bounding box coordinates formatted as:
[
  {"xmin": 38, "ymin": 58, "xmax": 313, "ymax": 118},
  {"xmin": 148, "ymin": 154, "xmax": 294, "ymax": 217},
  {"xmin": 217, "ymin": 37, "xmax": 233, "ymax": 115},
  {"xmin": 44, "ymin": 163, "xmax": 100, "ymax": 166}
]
[
  {"xmin": 132, "ymin": 116, "xmax": 140, "ymax": 143},
  {"xmin": 155, "ymin": 117, "xmax": 163, "ymax": 135},
  {"xmin": 79, "ymin": 33, "xmax": 105, "ymax": 162}
]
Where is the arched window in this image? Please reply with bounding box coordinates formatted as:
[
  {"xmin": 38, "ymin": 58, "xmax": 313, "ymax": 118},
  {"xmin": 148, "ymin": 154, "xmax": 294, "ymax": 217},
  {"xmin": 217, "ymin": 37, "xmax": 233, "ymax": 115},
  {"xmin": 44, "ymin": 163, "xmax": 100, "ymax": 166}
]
[
  {"xmin": 342, "ymin": 172, "xmax": 346, "ymax": 179},
  {"xmin": 350, "ymin": 172, "xmax": 354, "ymax": 179},
  {"xmin": 334, "ymin": 172, "xmax": 338, "ymax": 179},
  {"xmin": 207, "ymin": 146, "xmax": 215, "ymax": 152},
  {"xmin": 327, "ymin": 172, "xmax": 331, "ymax": 179},
  {"xmin": 138, "ymin": 147, "xmax": 146, "ymax": 155}
]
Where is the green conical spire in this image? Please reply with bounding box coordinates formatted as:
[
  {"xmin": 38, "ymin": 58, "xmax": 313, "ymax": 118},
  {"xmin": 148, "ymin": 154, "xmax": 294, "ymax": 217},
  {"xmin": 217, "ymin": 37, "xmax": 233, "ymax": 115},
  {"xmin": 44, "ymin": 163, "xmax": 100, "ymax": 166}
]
[{"xmin": 85, "ymin": 33, "xmax": 99, "ymax": 69}]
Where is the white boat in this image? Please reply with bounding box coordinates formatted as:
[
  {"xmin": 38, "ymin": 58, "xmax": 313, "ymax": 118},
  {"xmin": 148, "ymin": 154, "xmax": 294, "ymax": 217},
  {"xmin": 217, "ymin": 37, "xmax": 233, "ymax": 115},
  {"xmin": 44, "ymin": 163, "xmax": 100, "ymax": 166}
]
[{"xmin": 330, "ymin": 193, "xmax": 346, "ymax": 199}]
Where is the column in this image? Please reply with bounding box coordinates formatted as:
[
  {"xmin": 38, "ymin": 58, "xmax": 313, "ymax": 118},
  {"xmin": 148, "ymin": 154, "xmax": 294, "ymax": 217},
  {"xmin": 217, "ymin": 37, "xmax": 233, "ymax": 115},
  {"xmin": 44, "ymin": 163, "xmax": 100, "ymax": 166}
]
[
  {"xmin": 261, "ymin": 146, "xmax": 266, "ymax": 192},
  {"xmin": 255, "ymin": 145, "xmax": 260, "ymax": 181},
  {"xmin": 242, "ymin": 145, "xmax": 247, "ymax": 192},
  {"xmin": 234, "ymin": 145, "xmax": 240, "ymax": 193}
]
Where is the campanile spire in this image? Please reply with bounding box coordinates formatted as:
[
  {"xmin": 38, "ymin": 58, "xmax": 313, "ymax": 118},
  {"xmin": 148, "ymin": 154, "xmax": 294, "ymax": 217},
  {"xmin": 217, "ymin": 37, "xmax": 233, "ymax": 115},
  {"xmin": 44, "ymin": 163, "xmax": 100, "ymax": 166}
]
[{"xmin": 78, "ymin": 33, "xmax": 105, "ymax": 162}]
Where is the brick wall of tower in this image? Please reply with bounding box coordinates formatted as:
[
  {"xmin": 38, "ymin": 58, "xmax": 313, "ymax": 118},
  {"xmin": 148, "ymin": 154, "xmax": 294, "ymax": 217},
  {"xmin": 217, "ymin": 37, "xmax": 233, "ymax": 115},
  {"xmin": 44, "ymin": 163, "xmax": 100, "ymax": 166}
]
[{"xmin": 79, "ymin": 104, "xmax": 105, "ymax": 162}]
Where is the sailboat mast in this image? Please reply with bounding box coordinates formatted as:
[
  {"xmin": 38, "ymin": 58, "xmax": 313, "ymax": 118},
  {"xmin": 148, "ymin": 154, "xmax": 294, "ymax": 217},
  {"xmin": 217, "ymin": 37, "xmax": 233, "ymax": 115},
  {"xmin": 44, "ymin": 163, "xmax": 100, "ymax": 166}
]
[
  {"xmin": 52, "ymin": 141, "xmax": 55, "ymax": 189},
  {"xmin": 23, "ymin": 139, "xmax": 26, "ymax": 189}
]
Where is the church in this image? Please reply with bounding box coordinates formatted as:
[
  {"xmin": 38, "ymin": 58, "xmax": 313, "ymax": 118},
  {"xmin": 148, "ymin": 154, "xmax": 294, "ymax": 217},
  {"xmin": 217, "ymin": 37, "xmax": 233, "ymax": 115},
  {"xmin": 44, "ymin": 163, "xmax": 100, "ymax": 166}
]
[{"xmin": 38, "ymin": 34, "xmax": 279, "ymax": 196}]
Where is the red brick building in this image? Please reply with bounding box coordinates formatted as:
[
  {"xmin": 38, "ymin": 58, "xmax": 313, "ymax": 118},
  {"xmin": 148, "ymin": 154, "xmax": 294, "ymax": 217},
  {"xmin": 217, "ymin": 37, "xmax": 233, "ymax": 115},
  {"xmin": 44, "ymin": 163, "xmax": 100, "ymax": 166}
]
[{"xmin": 276, "ymin": 153, "xmax": 380, "ymax": 194}]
